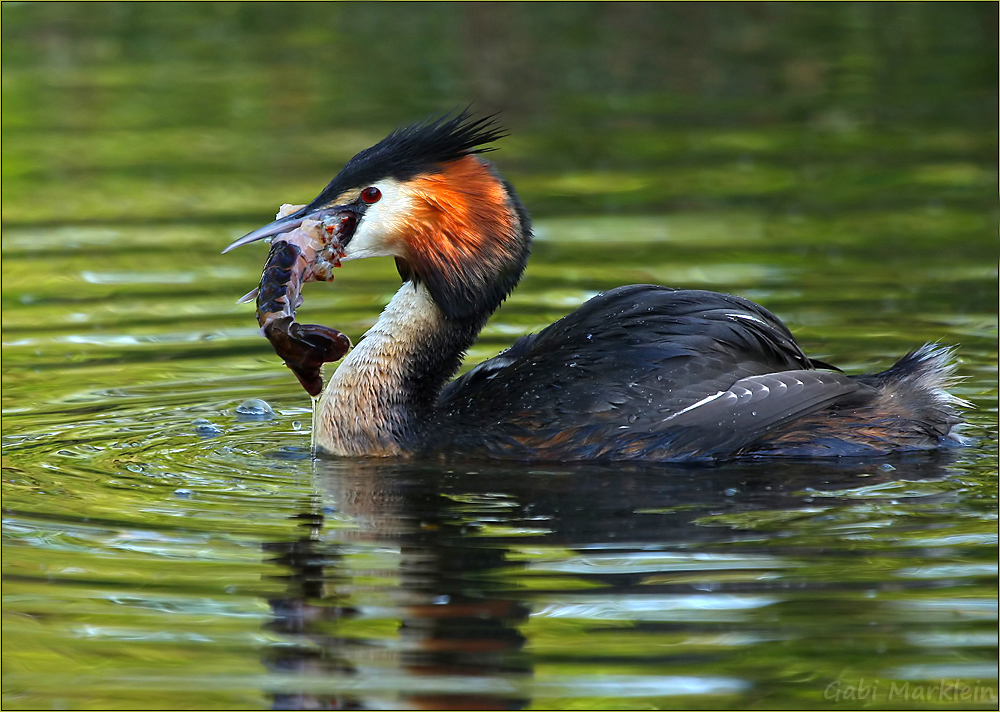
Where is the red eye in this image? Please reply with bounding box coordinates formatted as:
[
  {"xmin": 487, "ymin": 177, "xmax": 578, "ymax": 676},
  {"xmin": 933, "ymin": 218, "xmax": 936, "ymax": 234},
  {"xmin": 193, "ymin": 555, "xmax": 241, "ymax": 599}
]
[{"xmin": 361, "ymin": 186, "xmax": 382, "ymax": 204}]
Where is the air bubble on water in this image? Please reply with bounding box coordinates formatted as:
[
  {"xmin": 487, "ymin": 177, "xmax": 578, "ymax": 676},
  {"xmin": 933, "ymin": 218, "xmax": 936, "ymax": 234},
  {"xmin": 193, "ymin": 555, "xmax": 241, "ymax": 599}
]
[
  {"xmin": 193, "ymin": 418, "xmax": 223, "ymax": 435},
  {"xmin": 724, "ymin": 488, "xmax": 738, "ymax": 496},
  {"xmin": 174, "ymin": 488, "xmax": 192, "ymax": 498},
  {"xmin": 235, "ymin": 398, "xmax": 275, "ymax": 420},
  {"xmin": 291, "ymin": 421, "xmax": 302, "ymax": 431},
  {"xmin": 125, "ymin": 464, "xmax": 142, "ymax": 473}
]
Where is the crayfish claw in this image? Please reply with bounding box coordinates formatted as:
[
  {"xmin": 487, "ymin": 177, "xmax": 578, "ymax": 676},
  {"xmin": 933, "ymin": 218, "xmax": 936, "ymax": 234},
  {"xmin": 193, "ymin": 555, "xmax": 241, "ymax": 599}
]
[{"xmin": 262, "ymin": 317, "xmax": 351, "ymax": 397}]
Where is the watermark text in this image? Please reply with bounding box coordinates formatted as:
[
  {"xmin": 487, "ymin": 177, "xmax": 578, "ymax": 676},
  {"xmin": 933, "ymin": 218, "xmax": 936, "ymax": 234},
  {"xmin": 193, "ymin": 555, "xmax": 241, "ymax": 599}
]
[{"xmin": 823, "ymin": 678, "xmax": 998, "ymax": 704}]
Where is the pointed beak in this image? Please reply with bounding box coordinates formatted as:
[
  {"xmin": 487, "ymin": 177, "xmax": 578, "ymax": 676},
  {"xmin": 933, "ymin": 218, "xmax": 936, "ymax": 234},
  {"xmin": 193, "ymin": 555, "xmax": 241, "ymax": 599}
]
[{"xmin": 221, "ymin": 205, "xmax": 353, "ymax": 254}]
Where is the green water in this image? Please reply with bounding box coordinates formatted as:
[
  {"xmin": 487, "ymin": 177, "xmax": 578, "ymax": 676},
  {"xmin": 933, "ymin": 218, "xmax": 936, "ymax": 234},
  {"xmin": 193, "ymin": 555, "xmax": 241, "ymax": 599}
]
[{"xmin": 2, "ymin": 3, "xmax": 997, "ymax": 709}]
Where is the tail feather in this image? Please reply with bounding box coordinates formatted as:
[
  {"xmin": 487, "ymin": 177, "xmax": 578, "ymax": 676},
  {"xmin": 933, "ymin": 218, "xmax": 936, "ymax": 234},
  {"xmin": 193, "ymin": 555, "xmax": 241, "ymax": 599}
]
[{"xmin": 856, "ymin": 342, "xmax": 969, "ymax": 444}]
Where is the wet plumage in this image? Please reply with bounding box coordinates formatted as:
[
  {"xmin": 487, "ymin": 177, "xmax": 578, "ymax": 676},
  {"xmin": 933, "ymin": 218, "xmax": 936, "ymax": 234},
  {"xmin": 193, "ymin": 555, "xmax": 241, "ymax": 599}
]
[{"xmin": 436, "ymin": 286, "xmax": 964, "ymax": 460}]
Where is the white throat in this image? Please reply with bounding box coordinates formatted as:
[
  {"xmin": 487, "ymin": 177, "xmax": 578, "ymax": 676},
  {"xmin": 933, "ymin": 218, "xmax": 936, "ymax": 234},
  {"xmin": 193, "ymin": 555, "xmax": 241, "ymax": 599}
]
[{"xmin": 313, "ymin": 280, "xmax": 443, "ymax": 457}]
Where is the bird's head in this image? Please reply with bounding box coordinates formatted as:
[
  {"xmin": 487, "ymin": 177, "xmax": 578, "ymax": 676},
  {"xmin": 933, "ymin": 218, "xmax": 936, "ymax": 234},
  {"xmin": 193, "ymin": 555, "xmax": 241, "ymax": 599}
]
[{"xmin": 225, "ymin": 112, "xmax": 532, "ymax": 321}]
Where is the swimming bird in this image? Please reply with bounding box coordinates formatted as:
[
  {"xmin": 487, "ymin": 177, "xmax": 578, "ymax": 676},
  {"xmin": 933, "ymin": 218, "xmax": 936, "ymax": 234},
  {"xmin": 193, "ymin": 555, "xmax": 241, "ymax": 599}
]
[{"xmin": 225, "ymin": 112, "xmax": 966, "ymax": 461}]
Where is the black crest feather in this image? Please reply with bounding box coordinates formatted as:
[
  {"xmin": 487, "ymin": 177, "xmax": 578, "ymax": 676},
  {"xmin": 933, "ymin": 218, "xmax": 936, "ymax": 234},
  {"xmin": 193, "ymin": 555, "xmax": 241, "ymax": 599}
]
[{"xmin": 308, "ymin": 110, "xmax": 506, "ymax": 210}]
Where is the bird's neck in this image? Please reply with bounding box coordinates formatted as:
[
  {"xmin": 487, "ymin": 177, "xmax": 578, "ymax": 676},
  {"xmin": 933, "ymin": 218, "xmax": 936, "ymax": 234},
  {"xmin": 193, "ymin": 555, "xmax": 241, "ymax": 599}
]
[{"xmin": 313, "ymin": 280, "xmax": 482, "ymax": 457}]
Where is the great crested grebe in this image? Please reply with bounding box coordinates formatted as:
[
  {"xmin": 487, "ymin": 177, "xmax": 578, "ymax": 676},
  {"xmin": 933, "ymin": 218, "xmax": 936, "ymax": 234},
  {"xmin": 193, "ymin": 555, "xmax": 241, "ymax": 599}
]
[{"xmin": 225, "ymin": 112, "xmax": 966, "ymax": 462}]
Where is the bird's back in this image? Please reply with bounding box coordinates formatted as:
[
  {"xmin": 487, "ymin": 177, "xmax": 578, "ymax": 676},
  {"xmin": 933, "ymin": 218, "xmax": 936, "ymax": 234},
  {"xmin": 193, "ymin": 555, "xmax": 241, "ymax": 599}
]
[{"xmin": 430, "ymin": 285, "xmax": 963, "ymax": 461}]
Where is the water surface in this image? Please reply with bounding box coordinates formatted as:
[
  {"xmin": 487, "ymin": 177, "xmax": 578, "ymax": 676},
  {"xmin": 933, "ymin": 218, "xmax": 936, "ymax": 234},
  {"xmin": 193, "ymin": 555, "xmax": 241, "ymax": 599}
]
[{"xmin": 3, "ymin": 4, "xmax": 997, "ymax": 709}]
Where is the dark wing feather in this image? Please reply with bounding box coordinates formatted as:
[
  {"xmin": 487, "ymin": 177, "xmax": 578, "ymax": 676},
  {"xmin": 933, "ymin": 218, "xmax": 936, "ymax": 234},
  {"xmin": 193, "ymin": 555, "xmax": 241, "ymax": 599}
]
[
  {"xmin": 434, "ymin": 285, "xmax": 872, "ymax": 461},
  {"xmin": 651, "ymin": 370, "xmax": 872, "ymax": 458}
]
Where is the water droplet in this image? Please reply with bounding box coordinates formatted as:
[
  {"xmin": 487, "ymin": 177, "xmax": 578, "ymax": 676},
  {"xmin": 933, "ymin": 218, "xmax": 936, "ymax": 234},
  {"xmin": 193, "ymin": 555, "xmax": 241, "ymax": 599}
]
[
  {"xmin": 235, "ymin": 398, "xmax": 275, "ymax": 420},
  {"xmin": 879, "ymin": 463, "xmax": 896, "ymax": 471},
  {"xmin": 174, "ymin": 488, "xmax": 192, "ymax": 498},
  {"xmin": 126, "ymin": 464, "xmax": 142, "ymax": 473},
  {"xmin": 291, "ymin": 420, "xmax": 302, "ymax": 431},
  {"xmin": 724, "ymin": 487, "xmax": 738, "ymax": 496}
]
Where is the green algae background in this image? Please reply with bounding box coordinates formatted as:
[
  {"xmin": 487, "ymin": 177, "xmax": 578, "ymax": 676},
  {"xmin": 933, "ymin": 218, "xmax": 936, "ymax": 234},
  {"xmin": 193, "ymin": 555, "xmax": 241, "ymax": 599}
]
[{"xmin": 2, "ymin": 3, "xmax": 997, "ymax": 709}]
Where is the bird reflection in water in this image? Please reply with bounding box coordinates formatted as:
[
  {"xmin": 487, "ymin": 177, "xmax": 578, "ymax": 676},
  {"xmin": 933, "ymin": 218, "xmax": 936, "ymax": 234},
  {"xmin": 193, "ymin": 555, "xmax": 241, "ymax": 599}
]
[
  {"xmin": 260, "ymin": 453, "xmax": 962, "ymax": 710},
  {"xmin": 263, "ymin": 460, "xmax": 532, "ymax": 710}
]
